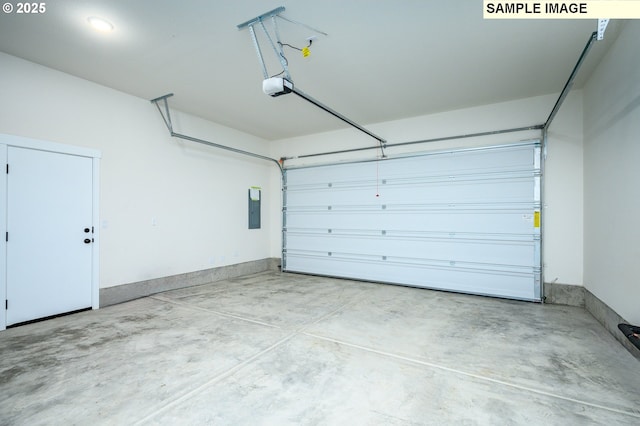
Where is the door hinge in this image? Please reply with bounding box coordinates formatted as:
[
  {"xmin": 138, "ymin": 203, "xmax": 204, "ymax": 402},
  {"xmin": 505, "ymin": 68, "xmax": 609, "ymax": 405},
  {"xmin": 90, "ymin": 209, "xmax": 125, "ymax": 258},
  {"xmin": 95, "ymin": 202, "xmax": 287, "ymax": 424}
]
[
  {"xmin": 5, "ymin": 164, "xmax": 8, "ymax": 174},
  {"xmin": 5, "ymin": 300, "xmax": 7, "ymax": 310},
  {"xmin": 5, "ymin": 232, "xmax": 7, "ymax": 242}
]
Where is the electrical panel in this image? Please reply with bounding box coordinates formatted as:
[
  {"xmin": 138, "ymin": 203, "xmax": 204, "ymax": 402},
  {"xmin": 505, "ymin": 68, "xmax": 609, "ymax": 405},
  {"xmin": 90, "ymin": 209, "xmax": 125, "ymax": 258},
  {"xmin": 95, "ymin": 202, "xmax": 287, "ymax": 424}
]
[{"xmin": 248, "ymin": 187, "xmax": 261, "ymax": 229}]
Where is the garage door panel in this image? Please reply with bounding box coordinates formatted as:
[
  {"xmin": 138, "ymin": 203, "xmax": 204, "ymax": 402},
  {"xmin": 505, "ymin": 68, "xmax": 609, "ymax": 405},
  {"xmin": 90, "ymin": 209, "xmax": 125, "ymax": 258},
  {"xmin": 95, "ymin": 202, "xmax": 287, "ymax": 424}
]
[
  {"xmin": 376, "ymin": 179, "xmax": 535, "ymax": 204},
  {"xmin": 283, "ymin": 142, "xmax": 542, "ymax": 301},
  {"xmin": 286, "ymin": 211, "xmax": 538, "ymax": 234},
  {"xmin": 286, "ymin": 177, "xmax": 536, "ymax": 207},
  {"xmin": 288, "ymin": 147, "xmax": 535, "ymax": 186},
  {"xmin": 284, "ymin": 254, "xmax": 537, "ymax": 300},
  {"xmin": 285, "ymin": 233, "xmax": 535, "ymax": 265},
  {"xmin": 380, "ymin": 148, "xmax": 534, "ymax": 175},
  {"xmin": 286, "ymin": 150, "xmax": 535, "ymax": 181}
]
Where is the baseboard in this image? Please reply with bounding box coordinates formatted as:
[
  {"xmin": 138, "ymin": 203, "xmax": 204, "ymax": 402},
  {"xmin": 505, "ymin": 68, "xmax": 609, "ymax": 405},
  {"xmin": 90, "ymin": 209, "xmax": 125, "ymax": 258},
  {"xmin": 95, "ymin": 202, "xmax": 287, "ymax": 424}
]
[
  {"xmin": 544, "ymin": 283, "xmax": 639, "ymax": 359},
  {"xmin": 543, "ymin": 282, "xmax": 585, "ymax": 307},
  {"xmin": 100, "ymin": 258, "xmax": 281, "ymax": 308},
  {"xmin": 584, "ymin": 289, "xmax": 640, "ymax": 360}
]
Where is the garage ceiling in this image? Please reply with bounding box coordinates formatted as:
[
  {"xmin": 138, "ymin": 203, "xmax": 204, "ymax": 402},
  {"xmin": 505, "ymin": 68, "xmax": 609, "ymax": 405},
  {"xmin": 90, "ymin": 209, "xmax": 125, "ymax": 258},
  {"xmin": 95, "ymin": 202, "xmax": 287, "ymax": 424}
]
[{"xmin": 0, "ymin": 1, "xmax": 622, "ymax": 140}]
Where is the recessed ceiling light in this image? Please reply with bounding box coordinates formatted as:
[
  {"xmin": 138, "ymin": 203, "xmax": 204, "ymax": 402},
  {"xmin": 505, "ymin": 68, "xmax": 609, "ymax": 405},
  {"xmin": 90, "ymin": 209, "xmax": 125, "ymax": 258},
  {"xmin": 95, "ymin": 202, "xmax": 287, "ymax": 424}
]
[{"xmin": 87, "ymin": 16, "xmax": 114, "ymax": 33}]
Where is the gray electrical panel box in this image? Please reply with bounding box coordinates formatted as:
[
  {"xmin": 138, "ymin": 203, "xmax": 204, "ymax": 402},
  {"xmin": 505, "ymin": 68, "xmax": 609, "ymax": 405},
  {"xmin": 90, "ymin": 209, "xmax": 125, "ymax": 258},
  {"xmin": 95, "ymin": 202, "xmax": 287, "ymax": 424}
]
[{"xmin": 248, "ymin": 187, "xmax": 261, "ymax": 229}]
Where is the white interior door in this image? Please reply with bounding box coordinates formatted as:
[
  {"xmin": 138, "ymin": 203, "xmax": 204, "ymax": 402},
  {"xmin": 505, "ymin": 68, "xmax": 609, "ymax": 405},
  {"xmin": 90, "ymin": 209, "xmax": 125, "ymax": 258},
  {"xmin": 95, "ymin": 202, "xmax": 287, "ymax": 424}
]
[
  {"xmin": 283, "ymin": 142, "xmax": 542, "ymax": 301},
  {"xmin": 6, "ymin": 146, "xmax": 94, "ymax": 325}
]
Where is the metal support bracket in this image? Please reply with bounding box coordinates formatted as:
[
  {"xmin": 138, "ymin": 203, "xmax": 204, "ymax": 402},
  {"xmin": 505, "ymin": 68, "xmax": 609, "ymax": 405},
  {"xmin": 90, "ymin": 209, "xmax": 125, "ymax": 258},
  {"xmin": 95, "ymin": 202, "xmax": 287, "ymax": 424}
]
[
  {"xmin": 248, "ymin": 25, "xmax": 269, "ymax": 80},
  {"xmin": 150, "ymin": 93, "xmax": 175, "ymax": 133},
  {"xmin": 150, "ymin": 94, "xmax": 283, "ymax": 173},
  {"xmin": 597, "ymin": 19, "xmax": 610, "ymax": 41},
  {"xmin": 237, "ymin": 6, "xmax": 286, "ymax": 30},
  {"xmin": 259, "ymin": 17, "xmax": 292, "ymax": 81},
  {"xmin": 237, "ymin": 6, "xmax": 289, "ymax": 81}
]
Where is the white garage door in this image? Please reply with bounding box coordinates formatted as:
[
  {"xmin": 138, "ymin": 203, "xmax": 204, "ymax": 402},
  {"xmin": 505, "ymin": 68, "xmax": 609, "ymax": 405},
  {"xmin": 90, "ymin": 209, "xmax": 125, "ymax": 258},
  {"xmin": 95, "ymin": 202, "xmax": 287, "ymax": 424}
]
[{"xmin": 283, "ymin": 142, "xmax": 542, "ymax": 301}]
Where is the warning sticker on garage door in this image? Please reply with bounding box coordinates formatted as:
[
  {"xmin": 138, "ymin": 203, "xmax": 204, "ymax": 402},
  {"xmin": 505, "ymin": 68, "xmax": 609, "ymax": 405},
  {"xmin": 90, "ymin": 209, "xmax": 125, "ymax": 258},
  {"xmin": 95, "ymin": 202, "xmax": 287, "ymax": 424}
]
[
  {"xmin": 522, "ymin": 212, "xmax": 540, "ymax": 228},
  {"xmin": 522, "ymin": 211, "xmax": 540, "ymax": 228}
]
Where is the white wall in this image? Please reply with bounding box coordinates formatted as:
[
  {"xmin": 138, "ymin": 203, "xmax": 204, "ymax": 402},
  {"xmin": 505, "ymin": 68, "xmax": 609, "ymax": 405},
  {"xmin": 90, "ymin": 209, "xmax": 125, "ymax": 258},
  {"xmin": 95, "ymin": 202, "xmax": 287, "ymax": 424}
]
[
  {"xmin": 270, "ymin": 92, "xmax": 585, "ymax": 288},
  {"xmin": 0, "ymin": 52, "xmax": 275, "ymax": 289},
  {"xmin": 583, "ymin": 21, "xmax": 640, "ymax": 324},
  {"xmin": 544, "ymin": 91, "xmax": 584, "ymax": 287}
]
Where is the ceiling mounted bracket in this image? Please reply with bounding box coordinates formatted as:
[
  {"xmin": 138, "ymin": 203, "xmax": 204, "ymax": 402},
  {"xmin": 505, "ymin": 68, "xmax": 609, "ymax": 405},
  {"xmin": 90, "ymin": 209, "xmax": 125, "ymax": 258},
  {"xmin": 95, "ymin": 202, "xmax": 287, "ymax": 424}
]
[
  {"xmin": 597, "ymin": 18, "xmax": 609, "ymax": 40},
  {"xmin": 150, "ymin": 93, "xmax": 175, "ymax": 133},
  {"xmin": 237, "ymin": 6, "xmax": 291, "ymax": 81},
  {"xmin": 236, "ymin": 6, "xmax": 285, "ymax": 30},
  {"xmin": 262, "ymin": 15, "xmax": 292, "ymax": 81}
]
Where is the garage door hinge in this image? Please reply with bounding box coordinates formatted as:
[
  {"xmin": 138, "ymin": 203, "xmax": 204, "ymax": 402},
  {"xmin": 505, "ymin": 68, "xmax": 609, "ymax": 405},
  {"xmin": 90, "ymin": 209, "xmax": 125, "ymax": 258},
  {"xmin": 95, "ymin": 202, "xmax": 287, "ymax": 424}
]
[
  {"xmin": 5, "ymin": 232, "xmax": 7, "ymax": 242},
  {"xmin": 5, "ymin": 300, "xmax": 7, "ymax": 310},
  {"xmin": 5, "ymin": 164, "xmax": 8, "ymax": 174}
]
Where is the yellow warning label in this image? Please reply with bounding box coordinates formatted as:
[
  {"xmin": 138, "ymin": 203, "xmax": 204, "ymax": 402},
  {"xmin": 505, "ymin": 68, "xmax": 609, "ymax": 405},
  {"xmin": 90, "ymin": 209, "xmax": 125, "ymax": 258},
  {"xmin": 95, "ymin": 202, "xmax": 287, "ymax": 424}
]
[
  {"xmin": 302, "ymin": 47, "xmax": 311, "ymax": 57},
  {"xmin": 534, "ymin": 211, "xmax": 540, "ymax": 228}
]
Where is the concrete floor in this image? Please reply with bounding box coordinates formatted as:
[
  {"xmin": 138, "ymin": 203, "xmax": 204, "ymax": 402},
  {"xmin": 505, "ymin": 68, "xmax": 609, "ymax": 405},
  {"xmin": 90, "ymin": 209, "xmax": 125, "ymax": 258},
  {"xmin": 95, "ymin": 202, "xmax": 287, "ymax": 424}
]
[{"xmin": 1, "ymin": 271, "xmax": 639, "ymax": 425}]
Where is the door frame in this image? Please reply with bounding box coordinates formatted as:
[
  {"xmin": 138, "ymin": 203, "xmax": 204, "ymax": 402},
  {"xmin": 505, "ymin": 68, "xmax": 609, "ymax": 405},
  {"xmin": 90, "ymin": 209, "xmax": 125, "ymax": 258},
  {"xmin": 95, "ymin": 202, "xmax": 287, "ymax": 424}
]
[{"xmin": 0, "ymin": 133, "xmax": 101, "ymax": 331}]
